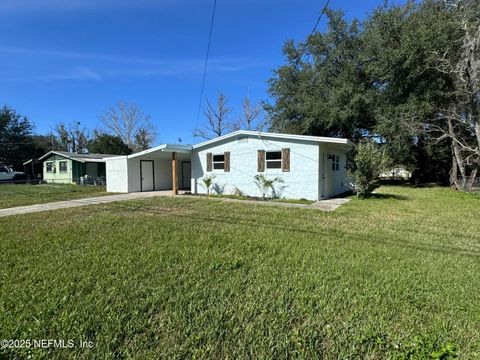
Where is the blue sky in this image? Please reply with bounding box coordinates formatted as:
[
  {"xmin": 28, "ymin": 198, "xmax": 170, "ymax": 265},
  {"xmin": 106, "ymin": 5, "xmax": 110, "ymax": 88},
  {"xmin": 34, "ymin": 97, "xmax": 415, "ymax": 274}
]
[{"xmin": 0, "ymin": 0, "xmax": 398, "ymax": 145}]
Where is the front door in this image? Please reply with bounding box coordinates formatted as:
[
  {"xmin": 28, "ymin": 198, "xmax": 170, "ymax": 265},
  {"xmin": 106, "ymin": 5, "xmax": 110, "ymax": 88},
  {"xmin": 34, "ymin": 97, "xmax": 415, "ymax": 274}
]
[
  {"xmin": 140, "ymin": 160, "xmax": 154, "ymax": 191},
  {"xmin": 181, "ymin": 161, "xmax": 191, "ymax": 189}
]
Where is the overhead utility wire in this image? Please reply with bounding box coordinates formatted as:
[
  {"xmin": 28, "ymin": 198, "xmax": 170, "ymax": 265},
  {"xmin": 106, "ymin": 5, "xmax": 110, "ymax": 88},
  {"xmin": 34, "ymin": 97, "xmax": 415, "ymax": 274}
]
[
  {"xmin": 194, "ymin": 0, "xmax": 218, "ymax": 133},
  {"xmin": 295, "ymin": 0, "xmax": 330, "ymax": 65}
]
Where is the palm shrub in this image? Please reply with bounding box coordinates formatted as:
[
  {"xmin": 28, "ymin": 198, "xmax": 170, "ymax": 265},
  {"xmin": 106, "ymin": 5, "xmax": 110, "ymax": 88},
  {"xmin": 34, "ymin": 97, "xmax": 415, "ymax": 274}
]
[
  {"xmin": 201, "ymin": 175, "xmax": 216, "ymax": 196},
  {"xmin": 349, "ymin": 140, "xmax": 391, "ymax": 197},
  {"xmin": 253, "ymin": 174, "xmax": 284, "ymax": 199}
]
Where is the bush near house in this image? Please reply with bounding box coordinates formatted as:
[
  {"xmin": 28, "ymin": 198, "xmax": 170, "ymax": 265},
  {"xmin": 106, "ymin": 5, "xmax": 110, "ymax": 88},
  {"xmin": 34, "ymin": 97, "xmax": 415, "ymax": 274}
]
[
  {"xmin": 253, "ymin": 174, "xmax": 285, "ymax": 199},
  {"xmin": 200, "ymin": 175, "xmax": 216, "ymax": 196},
  {"xmin": 349, "ymin": 140, "xmax": 392, "ymax": 197}
]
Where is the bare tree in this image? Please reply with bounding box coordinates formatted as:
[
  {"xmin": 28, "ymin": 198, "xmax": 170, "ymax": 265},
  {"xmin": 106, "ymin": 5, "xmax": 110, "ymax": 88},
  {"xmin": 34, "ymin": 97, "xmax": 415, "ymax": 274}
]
[
  {"xmin": 54, "ymin": 121, "xmax": 89, "ymax": 153},
  {"xmin": 134, "ymin": 128, "xmax": 155, "ymax": 151},
  {"xmin": 427, "ymin": 4, "xmax": 480, "ymax": 191},
  {"xmin": 243, "ymin": 97, "xmax": 264, "ymax": 131},
  {"xmin": 193, "ymin": 92, "xmax": 232, "ymax": 140},
  {"xmin": 234, "ymin": 96, "xmax": 265, "ymax": 131},
  {"xmin": 99, "ymin": 101, "xmax": 157, "ymax": 151}
]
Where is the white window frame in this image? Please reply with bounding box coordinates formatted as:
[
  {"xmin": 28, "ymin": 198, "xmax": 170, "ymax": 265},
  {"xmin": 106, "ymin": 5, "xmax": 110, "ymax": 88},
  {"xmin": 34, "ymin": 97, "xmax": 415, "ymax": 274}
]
[
  {"xmin": 332, "ymin": 155, "xmax": 340, "ymax": 171},
  {"xmin": 46, "ymin": 162, "xmax": 54, "ymax": 173},
  {"xmin": 59, "ymin": 161, "xmax": 67, "ymax": 173},
  {"xmin": 266, "ymin": 150, "xmax": 282, "ymax": 170},
  {"xmin": 212, "ymin": 153, "xmax": 225, "ymax": 171}
]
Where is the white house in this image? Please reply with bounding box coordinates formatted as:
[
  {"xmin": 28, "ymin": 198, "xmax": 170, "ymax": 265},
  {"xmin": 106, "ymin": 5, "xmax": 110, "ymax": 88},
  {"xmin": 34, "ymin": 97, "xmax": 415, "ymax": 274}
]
[{"xmin": 105, "ymin": 131, "xmax": 353, "ymax": 200}]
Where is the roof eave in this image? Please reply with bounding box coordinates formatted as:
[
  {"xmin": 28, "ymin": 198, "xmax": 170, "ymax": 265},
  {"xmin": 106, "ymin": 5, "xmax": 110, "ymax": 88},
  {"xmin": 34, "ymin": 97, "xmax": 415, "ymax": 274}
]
[
  {"xmin": 38, "ymin": 151, "xmax": 86, "ymax": 163},
  {"xmin": 193, "ymin": 130, "xmax": 352, "ymax": 149},
  {"xmin": 125, "ymin": 144, "xmax": 193, "ymax": 159}
]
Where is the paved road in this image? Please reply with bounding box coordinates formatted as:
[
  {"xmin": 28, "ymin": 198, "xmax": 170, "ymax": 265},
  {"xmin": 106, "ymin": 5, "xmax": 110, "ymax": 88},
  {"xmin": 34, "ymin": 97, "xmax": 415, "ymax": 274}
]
[{"xmin": 0, "ymin": 191, "xmax": 350, "ymax": 217}]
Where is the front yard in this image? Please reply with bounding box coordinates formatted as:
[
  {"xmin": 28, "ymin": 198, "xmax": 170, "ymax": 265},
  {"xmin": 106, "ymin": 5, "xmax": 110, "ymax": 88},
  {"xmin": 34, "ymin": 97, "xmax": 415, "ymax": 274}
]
[
  {"xmin": 0, "ymin": 186, "xmax": 479, "ymax": 358},
  {"xmin": 0, "ymin": 184, "xmax": 108, "ymax": 209}
]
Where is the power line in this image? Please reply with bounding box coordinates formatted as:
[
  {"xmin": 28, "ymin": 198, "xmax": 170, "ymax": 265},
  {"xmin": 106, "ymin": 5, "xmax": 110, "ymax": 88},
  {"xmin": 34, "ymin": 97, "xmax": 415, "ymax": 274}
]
[
  {"xmin": 194, "ymin": 0, "xmax": 218, "ymax": 134},
  {"xmin": 295, "ymin": 0, "xmax": 330, "ymax": 65}
]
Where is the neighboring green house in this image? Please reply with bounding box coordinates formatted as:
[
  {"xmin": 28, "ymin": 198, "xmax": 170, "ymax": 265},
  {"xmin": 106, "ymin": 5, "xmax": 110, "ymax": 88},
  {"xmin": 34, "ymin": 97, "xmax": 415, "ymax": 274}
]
[{"xmin": 39, "ymin": 151, "xmax": 117, "ymax": 184}]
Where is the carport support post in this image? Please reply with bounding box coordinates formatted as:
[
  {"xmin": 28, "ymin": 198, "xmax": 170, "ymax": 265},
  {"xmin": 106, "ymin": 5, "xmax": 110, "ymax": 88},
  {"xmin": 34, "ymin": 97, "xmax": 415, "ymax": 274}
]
[{"xmin": 172, "ymin": 152, "xmax": 178, "ymax": 195}]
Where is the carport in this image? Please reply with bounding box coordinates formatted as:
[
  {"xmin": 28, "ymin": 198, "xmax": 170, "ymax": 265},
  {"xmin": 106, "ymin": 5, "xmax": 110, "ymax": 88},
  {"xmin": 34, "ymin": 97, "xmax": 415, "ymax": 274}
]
[{"xmin": 105, "ymin": 144, "xmax": 192, "ymax": 194}]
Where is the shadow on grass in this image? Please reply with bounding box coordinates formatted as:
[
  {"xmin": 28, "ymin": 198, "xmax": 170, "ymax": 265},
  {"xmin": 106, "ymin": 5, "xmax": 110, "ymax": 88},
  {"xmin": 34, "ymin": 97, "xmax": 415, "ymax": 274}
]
[
  {"xmin": 329, "ymin": 190, "xmax": 407, "ymax": 200},
  {"xmin": 368, "ymin": 193, "xmax": 408, "ymax": 200},
  {"xmin": 382, "ymin": 182, "xmax": 448, "ymax": 189},
  {"xmin": 328, "ymin": 190, "xmax": 354, "ymax": 199}
]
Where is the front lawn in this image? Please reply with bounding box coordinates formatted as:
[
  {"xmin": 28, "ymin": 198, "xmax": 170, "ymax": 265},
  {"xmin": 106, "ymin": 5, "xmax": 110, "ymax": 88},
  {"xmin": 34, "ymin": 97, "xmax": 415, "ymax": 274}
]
[
  {"xmin": 0, "ymin": 184, "xmax": 108, "ymax": 209},
  {"xmin": 1, "ymin": 186, "xmax": 479, "ymax": 359}
]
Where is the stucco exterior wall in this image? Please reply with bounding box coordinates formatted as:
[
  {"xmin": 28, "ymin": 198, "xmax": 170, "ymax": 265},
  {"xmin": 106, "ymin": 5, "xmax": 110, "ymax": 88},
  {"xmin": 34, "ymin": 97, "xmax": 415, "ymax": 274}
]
[
  {"xmin": 154, "ymin": 158, "xmax": 173, "ymax": 190},
  {"xmin": 106, "ymin": 157, "xmax": 129, "ymax": 192},
  {"xmin": 191, "ymin": 136, "xmax": 321, "ymax": 200},
  {"xmin": 126, "ymin": 157, "xmax": 141, "ymax": 192},
  {"xmin": 126, "ymin": 157, "xmax": 172, "ymax": 192}
]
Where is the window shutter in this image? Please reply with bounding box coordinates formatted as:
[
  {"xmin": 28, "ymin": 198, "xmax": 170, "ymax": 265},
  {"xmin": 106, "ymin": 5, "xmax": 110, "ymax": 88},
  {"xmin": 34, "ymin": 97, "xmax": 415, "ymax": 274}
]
[
  {"xmin": 224, "ymin": 152, "xmax": 230, "ymax": 172},
  {"xmin": 206, "ymin": 153, "xmax": 212, "ymax": 172},
  {"xmin": 282, "ymin": 148, "xmax": 290, "ymax": 172},
  {"xmin": 257, "ymin": 150, "xmax": 265, "ymax": 172}
]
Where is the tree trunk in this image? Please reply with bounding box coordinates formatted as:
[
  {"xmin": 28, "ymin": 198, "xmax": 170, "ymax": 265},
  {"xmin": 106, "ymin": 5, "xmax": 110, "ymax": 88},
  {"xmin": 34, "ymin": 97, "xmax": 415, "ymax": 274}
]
[
  {"xmin": 466, "ymin": 167, "xmax": 478, "ymax": 191},
  {"xmin": 450, "ymin": 146, "xmax": 459, "ymax": 189},
  {"xmin": 448, "ymin": 118, "xmax": 468, "ymax": 190}
]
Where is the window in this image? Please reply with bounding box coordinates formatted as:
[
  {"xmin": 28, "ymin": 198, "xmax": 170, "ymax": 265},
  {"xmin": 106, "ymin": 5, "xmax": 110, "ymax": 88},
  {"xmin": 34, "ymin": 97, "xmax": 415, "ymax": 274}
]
[
  {"xmin": 332, "ymin": 155, "xmax": 340, "ymax": 171},
  {"xmin": 59, "ymin": 161, "xmax": 67, "ymax": 172},
  {"xmin": 213, "ymin": 154, "xmax": 225, "ymax": 170},
  {"xmin": 46, "ymin": 162, "xmax": 54, "ymax": 172},
  {"xmin": 266, "ymin": 151, "xmax": 282, "ymax": 169}
]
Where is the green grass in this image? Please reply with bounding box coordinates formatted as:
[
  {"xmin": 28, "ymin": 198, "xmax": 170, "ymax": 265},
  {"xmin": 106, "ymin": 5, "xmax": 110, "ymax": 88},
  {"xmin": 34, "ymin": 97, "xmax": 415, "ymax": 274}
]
[
  {"xmin": 1, "ymin": 186, "xmax": 479, "ymax": 359},
  {"xmin": 0, "ymin": 184, "xmax": 108, "ymax": 209}
]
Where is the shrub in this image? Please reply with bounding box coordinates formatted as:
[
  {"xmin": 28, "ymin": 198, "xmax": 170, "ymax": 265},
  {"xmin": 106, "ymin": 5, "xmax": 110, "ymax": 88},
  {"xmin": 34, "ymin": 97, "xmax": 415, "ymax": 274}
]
[
  {"xmin": 201, "ymin": 175, "xmax": 216, "ymax": 196},
  {"xmin": 253, "ymin": 174, "xmax": 284, "ymax": 199},
  {"xmin": 349, "ymin": 140, "xmax": 391, "ymax": 197}
]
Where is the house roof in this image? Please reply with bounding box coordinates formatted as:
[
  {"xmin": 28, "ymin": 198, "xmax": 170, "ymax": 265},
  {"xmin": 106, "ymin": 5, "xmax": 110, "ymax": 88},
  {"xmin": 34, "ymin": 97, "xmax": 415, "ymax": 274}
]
[
  {"xmin": 38, "ymin": 151, "xmax": 118, "ymax": 163},
  {"xmin": 193, "ymin": 130, "xmax": 353, "ymax": 149},
  {"xmin": 104, "ymin": 131, "xmax": 353, "ymax": 161}
]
